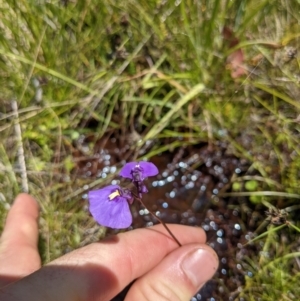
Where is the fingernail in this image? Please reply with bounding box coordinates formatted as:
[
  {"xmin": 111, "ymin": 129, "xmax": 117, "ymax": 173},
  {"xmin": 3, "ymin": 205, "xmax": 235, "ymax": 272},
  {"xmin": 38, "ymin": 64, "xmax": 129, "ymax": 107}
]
[{"xmin": 181, "ymin": 248, "xmax": 218, "ymax": 289}]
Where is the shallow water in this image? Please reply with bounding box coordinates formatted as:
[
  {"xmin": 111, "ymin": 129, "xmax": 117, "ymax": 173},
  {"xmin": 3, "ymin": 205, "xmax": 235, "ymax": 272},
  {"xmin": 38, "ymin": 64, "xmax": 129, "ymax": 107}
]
[{"xmin": 75, "ymin": 135, "xmax": 265, "ymax": 300}]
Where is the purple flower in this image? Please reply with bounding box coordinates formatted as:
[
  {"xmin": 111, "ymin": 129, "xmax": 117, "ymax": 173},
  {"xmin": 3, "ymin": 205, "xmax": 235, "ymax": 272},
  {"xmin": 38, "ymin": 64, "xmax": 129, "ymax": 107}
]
[
  {"xmin": 120, "ymin": 161, "xmax": 159, "ymax": 196},
  {"xmin": 119, "ymin": 161, "xmax": 159, "ymax": 181},
  {"xmin": 88, "ymin": 185, "xmax": 133, "ymax": 229}
]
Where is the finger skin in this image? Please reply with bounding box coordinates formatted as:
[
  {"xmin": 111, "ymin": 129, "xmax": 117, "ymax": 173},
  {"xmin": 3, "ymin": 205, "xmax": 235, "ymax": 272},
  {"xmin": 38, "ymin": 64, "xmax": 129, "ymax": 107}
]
[
  {"xmin": 125, "ymin": 244, "xmax": 218, "ymax": 301},
  {"xmin": 0, "ymin": 225, "xmax": 209, "ymax": 301},
  {"xmin": 0, "ymin": 193, "xmax": 41, "ymax": 287}
]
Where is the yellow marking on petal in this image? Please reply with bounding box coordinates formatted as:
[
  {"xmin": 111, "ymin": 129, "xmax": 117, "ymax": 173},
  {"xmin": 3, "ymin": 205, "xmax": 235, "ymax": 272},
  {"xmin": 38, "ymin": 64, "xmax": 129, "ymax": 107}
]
[{"xmin": 109, "ymin": 190, "xmax": 120, "ymax": 200}]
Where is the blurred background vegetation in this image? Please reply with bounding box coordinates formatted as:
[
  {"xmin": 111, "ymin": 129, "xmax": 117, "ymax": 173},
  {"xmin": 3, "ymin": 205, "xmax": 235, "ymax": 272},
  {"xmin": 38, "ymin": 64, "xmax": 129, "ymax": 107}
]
[{"xmin": 1, "ymin": 0, "xmax": 300, "ymax": 300}]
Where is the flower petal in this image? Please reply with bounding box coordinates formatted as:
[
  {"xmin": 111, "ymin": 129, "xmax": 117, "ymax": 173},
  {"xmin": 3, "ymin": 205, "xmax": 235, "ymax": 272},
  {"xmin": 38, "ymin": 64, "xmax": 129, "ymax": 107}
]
[
  {"xmin": 119, "ymin": 162, "xmax": 138, "ymax": 179},
  {"xmin": 119, "ymin": 161, "xmax": 159, "ymax": 179},
  {"xmin": 139, "ymin": 161, "xmax": 159, "ymax": 177},
  {"xmin": 88, "ymin": 185, "xmax": 132, "ymax": 229}
]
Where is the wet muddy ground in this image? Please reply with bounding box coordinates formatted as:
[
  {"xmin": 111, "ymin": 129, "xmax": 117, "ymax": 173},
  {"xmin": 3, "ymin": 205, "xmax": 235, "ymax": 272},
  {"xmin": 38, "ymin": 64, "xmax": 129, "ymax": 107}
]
[{"xmin": 73, "ymin": 134, "xmax": 293, "ymax": 300}]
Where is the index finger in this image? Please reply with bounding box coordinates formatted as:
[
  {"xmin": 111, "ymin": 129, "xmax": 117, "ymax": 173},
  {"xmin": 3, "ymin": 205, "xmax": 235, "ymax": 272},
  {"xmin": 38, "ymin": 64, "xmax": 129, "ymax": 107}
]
[
  {"xmin": 0, "ymin": 193, "xmax": 41, "ymax": 287},
  {"xmin": 0, "ymin": 224, "xmax": 206, "ymax": 301}
]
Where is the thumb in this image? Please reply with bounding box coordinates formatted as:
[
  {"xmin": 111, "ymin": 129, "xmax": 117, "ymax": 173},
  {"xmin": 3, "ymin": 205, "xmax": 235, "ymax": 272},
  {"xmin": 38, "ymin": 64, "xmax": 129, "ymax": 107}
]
[{"xmin": 125, "ymin": 244, "xmax": 218, "ymax": 301}]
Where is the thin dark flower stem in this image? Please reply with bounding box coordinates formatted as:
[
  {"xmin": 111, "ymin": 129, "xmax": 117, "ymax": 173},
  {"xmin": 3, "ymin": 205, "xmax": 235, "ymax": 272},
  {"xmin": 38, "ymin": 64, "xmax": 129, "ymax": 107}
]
[{"xmin": 136, "ymin": 196, "xmax": 182, "ymax": 247}]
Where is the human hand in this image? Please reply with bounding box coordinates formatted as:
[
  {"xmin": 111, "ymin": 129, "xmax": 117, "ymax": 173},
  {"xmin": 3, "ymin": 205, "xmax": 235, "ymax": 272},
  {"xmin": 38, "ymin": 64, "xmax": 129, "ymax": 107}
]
[{"xmin": 0, "ymin": 193, "xmax": 218, "ymax": 301}]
